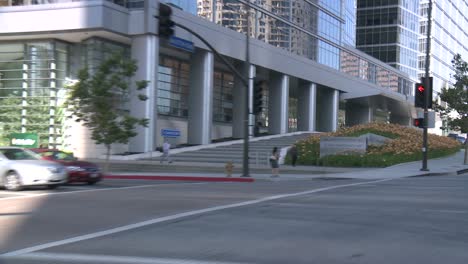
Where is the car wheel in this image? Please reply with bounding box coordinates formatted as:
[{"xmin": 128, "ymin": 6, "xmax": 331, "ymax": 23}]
[
  {"xmin": 4, "ymin": 172, "xmax": 23, "ymax": 191},
  {"xmin": 47, "ymin": 185, "xmax": 59, "ymax": 190}
]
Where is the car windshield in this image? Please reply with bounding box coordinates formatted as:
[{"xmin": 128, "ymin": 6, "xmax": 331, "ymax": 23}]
[
  {"xmin": 0, "ymin": 148, "xmax": 39, "ymax": 160},
  {"xmin": 47, "ymin": 151, "xmax": 75, "ymax": 161}
]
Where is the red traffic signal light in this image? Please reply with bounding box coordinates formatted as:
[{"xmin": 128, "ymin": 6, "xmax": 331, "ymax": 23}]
[
  {"xmin": 414, "ymin": 83, "xmax": 425, "ymax": 108},
  {"xmin": 417, "ymin": 84, "xmax": 425, "ymax": 93},
  {"xmin": 414, "ymin": 78, "xmax": 433, "ymax": 109},
  {"xmin": 413, "ymin": 118, "xmax": 424, "ymax": 128}
]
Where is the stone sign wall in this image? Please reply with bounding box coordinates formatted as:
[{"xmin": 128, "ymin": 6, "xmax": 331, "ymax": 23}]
[
  {"xmin": 320, "ymin": 136, "xmax": 367, "ymax": 158},
  {"xmin": 358, "ymin": 133, "xmax": 391, "ymax": 146}
]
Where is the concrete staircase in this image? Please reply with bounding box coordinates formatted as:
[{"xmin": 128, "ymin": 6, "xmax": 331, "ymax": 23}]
[{"xmin": 156, "ymin": 133, "xmax": 314, "ymax": 165}]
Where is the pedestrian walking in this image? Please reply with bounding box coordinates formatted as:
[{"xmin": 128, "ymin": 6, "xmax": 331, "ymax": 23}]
[
  {"xmin": 160, "ymin": 140, "xmax": 173, "ymax": 164},
  {"xmin": 269, "ymin": 146, "xmax": 280, "ymax": 177},
  {"xmin": 288, "ymin": 145, "xmax": 298, "ymax": 166}
]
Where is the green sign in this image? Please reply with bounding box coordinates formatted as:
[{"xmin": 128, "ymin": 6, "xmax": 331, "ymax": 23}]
[{"xmin": 9, "ymin": 133, "xmax": 39, "ymax": 148}]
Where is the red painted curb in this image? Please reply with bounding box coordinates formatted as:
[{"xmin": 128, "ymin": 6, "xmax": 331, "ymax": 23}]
[{"xmin": 103, "ymin": 175, "xmax": 255, "ymax": 182}]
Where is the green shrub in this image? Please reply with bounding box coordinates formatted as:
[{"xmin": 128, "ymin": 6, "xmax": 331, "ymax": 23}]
[
  {"xmin": 288, "ymin": 123, "xmax": 461, "ymax": 168},
  {"xmin": 344, "ymin": 129, "xmax": 399, "ymax": 139}
]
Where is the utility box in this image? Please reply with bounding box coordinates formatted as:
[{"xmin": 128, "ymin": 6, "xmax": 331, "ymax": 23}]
[{"xmin": 417, "ymin": 111, "xmax": 436, "ymax": 128}]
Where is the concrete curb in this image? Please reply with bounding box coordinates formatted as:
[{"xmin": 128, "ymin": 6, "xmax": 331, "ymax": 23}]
[
  {"xmin": 103, "ymin": 174, "xmax": 255, "ymax": 183},
  {"xmin": 408, "ymin": 172, "xmax": 455, "ymax": 178}
]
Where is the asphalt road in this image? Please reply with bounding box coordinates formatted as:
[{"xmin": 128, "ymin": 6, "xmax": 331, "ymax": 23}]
[{"xmin": 0, "ymin": 175, "xmax": 467, "ymax": 264}]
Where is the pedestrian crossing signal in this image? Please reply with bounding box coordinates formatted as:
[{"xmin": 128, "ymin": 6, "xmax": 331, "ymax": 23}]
[{"xmin": 413, "ymin": 118, "xmax": 424, "ymax": 128}]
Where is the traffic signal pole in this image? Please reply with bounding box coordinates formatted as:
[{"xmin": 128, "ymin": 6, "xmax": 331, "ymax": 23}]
[
  {"xmin": 242, "ymin": 1, "xmax": 251, "ymax": 177},
  {"xmin": 156, "ymin": 3, "xmax": 251, "ymax": 176},
  {"xmin": 421, "ymin": 0, "xmax": 433, "ymax": 171}
]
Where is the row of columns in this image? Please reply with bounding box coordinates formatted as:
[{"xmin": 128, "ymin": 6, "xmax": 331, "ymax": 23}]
[{"xmin": 128, "ymin": 36, "xmax": 339, "ymax": 153}]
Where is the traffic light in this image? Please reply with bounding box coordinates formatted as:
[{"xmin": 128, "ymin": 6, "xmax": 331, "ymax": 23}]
[
  {"xmin": 413, "ymin": 118, "xmax": 424, "ymax": 128},
  {"xmin": 414, "ymin": 77, "xmax": 433, "ymax": 108},
  {"xmin": 158, "ymin": 3, "xmax": 175, "ymax": 38},
  {"xmin": 253, "ymin": 81, "xmax": 263, "ymax": 115},
  {"xmin": 414, "ymin": 83, "xmax": 425, "ymax": 108},
  {"xmin": 420, "ymin": 77, "xmax": 433, "ymax": 109}
]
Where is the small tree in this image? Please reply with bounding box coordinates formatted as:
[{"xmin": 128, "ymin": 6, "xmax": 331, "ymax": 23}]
[
  {"xmin": 66, "ymin": 52, "xmax": 149, "ymax": 171},
  {"xmin": 436, "ymin": 54, "xmax": 468, "ymax": 164}
]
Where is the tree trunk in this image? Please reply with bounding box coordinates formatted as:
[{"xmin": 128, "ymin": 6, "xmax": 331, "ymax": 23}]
[
  {"xmin": 464, "ymin": 139, "xmax": 468, "ymax": 165},
  {"xmin": 104, "ymin": 144, "xmax": 111, "ymax": 174}
]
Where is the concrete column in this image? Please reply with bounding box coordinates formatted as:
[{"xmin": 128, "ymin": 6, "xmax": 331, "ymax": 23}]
[
  {"xmin": 345, "ymin": 103, "xmax": 373, "ymax": 126},
  {"xmin": 128, "ymin": 35, "xmax": 158, "ymax": 153},
  {"xmin": 188, "ymin": 50, "xmax": 214, "ymax": 145},
  {"xmin": 248, "ymin": 65, "xmax": 255, "ymax": 137},
  {"xmin": 331, "ymin": 89, "xmax": 339, "ymax": 131},
  {"xmin": 268, "ymin": 73, "xmax": 289, "ymax": 134},
  {"xmin": 316, "ymin": 88, "xmax": 339, "ymax": 132},
  {"xmin": 232, "ymin": 63, "xmax": 255, "ymax": 138},
  {"xmin": 297, "ymin": 82, "xmax": 317, "ymax": 131},
  {"xmin": 390, "ymin": 114, "xmax": 411, "ymax": 126}
]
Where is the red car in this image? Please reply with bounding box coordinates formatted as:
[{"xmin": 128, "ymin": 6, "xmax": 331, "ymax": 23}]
[{"xmin": 31, "ymin": 149, "xmax": 102, "ymax": 185}]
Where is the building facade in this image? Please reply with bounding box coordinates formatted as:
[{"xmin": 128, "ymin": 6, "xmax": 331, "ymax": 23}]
[
  {"xmin": 356, "ymin": 0, "xmax": 420, "ymax": 80},
  {"xmin": 0, "ymin": 0, "xmax": 414, "ymax": 158},
  {"xmin": 418, "ymin": 0, "xmax": 468, "ymax": 135}
]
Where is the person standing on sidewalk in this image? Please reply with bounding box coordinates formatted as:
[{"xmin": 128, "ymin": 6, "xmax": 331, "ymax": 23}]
[
  {"xmin": 269, "ymin": 147, "xmax": 280, "ymax": 177},
  {"xmin": 288, "ymin": 145, "xmax": 298, "ymax": 166},
  {"xmin": 160, "ymin": 140, "xmax": 173, "ymax": 164}
]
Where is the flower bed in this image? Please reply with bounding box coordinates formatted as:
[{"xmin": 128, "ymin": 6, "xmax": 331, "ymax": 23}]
[{"xmin": 287, "ymin": 123, "xmax": 461, "ymax": 167}]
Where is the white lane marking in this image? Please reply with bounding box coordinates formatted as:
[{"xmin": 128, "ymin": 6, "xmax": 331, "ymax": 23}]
[
  {"xmin": 0, "ymin": 182, "xmax": 208, "ymax": 201},
  {"xmin": 1, "ymin": 179, "xmax": 391, "ymax": 257},
  {"xmin": 5, "ymin": 252, "xmax": 251, "ymax": 264},
  {"xmin": 422, "ymin": 209, "xmax": 467, "ymax": 214},
  {"xmin": 0, "ymin": 191, "xmax": 36, "ymax": 197},
  {"xmin": 402, "ymin": 186, "xmax": 465, "ymax": 189}
]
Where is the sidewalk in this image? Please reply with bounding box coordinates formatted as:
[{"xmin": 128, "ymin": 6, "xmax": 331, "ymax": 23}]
[{"xmin": 103, "ymin": 150, "xmax": 468, "ymax": 182}]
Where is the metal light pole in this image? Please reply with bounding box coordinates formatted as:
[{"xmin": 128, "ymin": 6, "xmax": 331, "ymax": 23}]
[
  {"xmin": 242, "ymin": 0, "xmax": 251, "ymax": 177},
  {"xmin": 421, "ymin": 0, "xmax": 432, "ymax": 171}
]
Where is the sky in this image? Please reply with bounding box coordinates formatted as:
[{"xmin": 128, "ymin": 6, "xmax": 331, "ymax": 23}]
[{"xmin": 164, "ymin": 0, "xmax": 197, "ymax": 15}]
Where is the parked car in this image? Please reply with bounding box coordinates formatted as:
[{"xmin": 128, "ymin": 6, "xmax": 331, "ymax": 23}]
[
  {"xmin": 0, "ymin": 147, "xmax": 67, "ymax": 191},
  {"xmin": 31, "ymin": 149, "xmax": 102, "ymax": 185},
  {"xmin": 456, "ymin": 136, "xmax": 466, "ymax": 144}
]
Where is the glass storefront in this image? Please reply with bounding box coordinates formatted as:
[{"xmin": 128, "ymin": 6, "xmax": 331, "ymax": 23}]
[
  {"xmin": 157, "ymin": 56, "xmax": 190, "ymax": 118},
  {"xmin": 81, "ymin": 38, "xmax": 129, "ymax": 73},
  {"xmin": 0, "ymin": 41, "xmax": 68, "ymax": 147},
  {"xmin": 213, "ymin": 71, "xmax": 233, "ymax": 123}
]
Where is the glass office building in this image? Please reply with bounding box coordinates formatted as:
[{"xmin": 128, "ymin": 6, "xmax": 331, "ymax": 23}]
[
  {"xmin": 356, "ymin": 0, "xmax": 420, "ymax": 80},
  {"xmin": 418, "ymin": 0, "xmax": 468, "ymax": 93},
  {"xmin": 0, "ymin": 0, "xmax": 415, "ymax": 157},
  {"xmin": 419, "ymin": 0, "xmax": 468, "ymax": 135},
  {"xmin": 198, "ymin": 0, "xmax": 412, "ymax": 92}
]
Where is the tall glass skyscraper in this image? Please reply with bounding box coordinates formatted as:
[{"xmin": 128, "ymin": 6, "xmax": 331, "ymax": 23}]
[
  {"xmin": 356, "ymin": 0, "xmax": 420, "ymax": 80},
  {"xmin": 343, "ymin": 0, "xmax": 357, "ymax": 46},
  {"xmin": 419, "ymin": 0, "xmax": 468, "ymax": 135},
  {"xmin": 418, "ymin": 0, "xmax": 468, "ymax": 93}
]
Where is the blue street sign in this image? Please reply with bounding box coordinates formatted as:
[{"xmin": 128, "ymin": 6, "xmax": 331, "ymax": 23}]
[
  {"xmin": 161, "ymin": 128, "xmax": 181, "ymax": 138},
  {"xmin": 169, "ymin": 36, "xmax": 195, "ymax": 53}
]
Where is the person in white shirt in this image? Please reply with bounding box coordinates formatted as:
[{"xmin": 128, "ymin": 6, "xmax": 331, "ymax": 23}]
[{"xmin": 160, "ymin": 140, "xmax": 173, "ymax": 163}]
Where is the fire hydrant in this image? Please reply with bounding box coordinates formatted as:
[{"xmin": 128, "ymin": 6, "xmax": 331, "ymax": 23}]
[{"xmin": 225, "ymin": 161, "xmax": 234, "ymax": 177}]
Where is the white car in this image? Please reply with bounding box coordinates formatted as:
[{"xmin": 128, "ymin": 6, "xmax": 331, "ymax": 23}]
[{"xmin": 0, "ymin": 147, "xmax": 67, "ymax": 191}]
